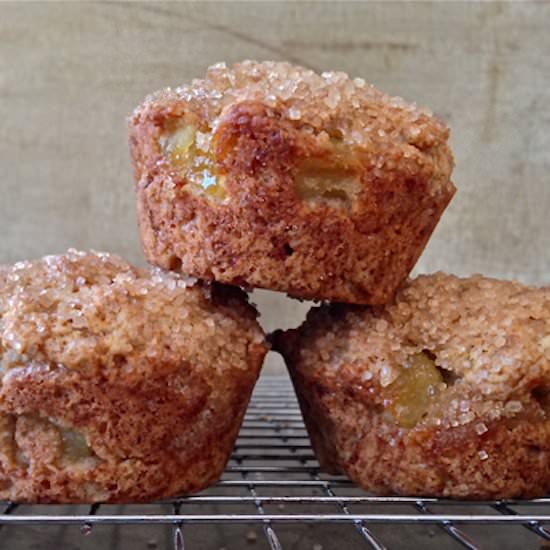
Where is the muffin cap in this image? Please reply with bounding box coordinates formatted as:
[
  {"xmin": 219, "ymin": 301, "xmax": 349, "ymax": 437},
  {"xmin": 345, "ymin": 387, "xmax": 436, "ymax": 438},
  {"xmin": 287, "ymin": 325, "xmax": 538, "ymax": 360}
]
[
  {"xmin": 133, "ymin": 60, "xmax": 448, "ymax": 171},
  {"xmin": 0, "ymin": 249, "xmax": 264, "ymax": 381},
  {"xmin": 291, "ymin": 273, "xmax": 550, "ymax": 398}
]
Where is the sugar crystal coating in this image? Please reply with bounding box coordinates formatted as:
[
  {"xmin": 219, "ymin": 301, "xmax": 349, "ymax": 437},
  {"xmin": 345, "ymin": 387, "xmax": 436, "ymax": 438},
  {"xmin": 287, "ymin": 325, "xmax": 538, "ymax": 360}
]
[
  {"xmin": 138, "ymin": 61, "xmax": 445, "ymax": 154},
  {"xmin": 133, "ymin": 60, "xmax": 452, "ymax": 193}
]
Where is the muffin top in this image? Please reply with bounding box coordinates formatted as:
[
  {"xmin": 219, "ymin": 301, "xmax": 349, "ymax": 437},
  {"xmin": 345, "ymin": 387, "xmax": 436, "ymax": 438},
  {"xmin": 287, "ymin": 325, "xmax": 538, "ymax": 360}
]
[
  {"xmin": 0, "ymin": 250, "xmax": 265, "ymax": 380},
  {"xmin": 282, "ymin": 273, "xmax": 550, "ymax": 421},
  {"xmin": 134, "ymin": 60, "xmax": 446, "ymax": 147},
  {"xmin": 131, "ymin": 60, "xmax": 453, "ymax": 196}
]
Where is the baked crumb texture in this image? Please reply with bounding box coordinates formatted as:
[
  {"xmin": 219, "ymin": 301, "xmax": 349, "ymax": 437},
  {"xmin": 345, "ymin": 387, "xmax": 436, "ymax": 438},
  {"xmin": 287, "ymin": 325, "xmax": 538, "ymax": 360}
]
[
  {"xmin": 129, "ymin": 60, "xmax": 455, "ymax": 304},
  {"xmin": 274, "ymin": 273, "xmax": 550, "ymax": 499},
  {"xmin": 0, "ymin": 250, "xmax": 268, "ymax": 503}
]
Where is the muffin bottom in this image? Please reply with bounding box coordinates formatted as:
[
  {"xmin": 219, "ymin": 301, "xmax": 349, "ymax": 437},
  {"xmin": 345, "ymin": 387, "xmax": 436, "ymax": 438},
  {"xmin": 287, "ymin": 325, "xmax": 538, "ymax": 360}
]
[
  {"xmin": 290, "ymin": 368, "xmax": 550, "ymax": 499},
  {"xmin": 0, "ymin": 363, "xmax": 258, "ymax": 503}
]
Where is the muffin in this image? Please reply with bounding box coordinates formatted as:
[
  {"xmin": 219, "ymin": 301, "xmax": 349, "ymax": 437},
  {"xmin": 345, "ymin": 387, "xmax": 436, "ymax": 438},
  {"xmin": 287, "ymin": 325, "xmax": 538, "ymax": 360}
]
[
  {"xmin": 128, "ymin": 60, "xmax": 455, "ymax": 305},
  {"xmin": 0, "ymin": 250, "xmax": 267, "ymax": 503},
  {"xmin": 273, "ymin": 273, "xmax": 550, "ymax": 499}
]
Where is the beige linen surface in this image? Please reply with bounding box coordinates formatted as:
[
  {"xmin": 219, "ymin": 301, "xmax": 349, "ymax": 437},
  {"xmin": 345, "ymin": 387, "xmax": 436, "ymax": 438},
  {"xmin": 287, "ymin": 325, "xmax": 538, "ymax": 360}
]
[{"xmin": 1, "ymin": 2, "xmax": 548, "ymax": 373}]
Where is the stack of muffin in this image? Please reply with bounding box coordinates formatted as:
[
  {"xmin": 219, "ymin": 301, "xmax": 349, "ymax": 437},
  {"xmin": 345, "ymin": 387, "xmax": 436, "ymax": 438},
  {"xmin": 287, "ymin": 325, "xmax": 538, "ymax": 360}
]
[{"xmin": 1, "ymin": 61, "xmax": 548, "ymax": 503}]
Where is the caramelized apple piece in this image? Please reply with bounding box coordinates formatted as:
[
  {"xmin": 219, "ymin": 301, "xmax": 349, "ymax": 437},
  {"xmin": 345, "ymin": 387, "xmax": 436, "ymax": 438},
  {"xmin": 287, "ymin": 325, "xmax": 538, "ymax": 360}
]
[
  {"xmin": 295, "ymin": 161, "xmax": 359, "ymax": 208},
  {"xmin": 385, "ymin": 352, "xmax": 443, "ymax": 428},
  {"xmin": 161, "ymin": 123, "xmax": 226, "ymax": 199},
  {"xmin": 61, "ymin": 428, "xmax": 93, "ymax": 460}
]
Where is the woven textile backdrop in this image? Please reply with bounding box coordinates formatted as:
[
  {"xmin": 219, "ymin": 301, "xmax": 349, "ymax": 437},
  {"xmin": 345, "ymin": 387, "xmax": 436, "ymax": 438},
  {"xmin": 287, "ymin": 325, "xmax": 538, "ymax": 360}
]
[{"xmin": 1, "ymin": 2, "xmax": 549, "ymax": 371}]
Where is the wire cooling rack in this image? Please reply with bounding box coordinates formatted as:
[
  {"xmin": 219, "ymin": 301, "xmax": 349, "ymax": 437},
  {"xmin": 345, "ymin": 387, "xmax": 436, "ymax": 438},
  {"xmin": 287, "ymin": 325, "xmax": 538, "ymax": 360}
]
[{"xmin": 1, "ymin": 376, "xmax": 550, "ymax": 550}]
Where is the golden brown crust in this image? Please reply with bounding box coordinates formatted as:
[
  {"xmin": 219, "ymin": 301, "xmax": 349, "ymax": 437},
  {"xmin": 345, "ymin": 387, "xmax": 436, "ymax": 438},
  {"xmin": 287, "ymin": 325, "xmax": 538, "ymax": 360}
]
[
  {"xmin": 128, "ymin": 60, "xmax": 455, "ymax": 304},
  {"xmin": 274, "ymin": 273, "xmax": 550, "ymax": 499},
  {"xmin": 0, "ymin": 250, "xmax": 268, "ymax": 503}
]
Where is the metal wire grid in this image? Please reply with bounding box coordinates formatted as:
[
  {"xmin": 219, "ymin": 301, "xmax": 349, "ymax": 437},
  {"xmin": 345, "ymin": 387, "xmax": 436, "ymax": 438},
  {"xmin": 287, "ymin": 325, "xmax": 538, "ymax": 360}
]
[{"xmin": 1, "ymin": 376, "xmax": 550, "ymax": 550}]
